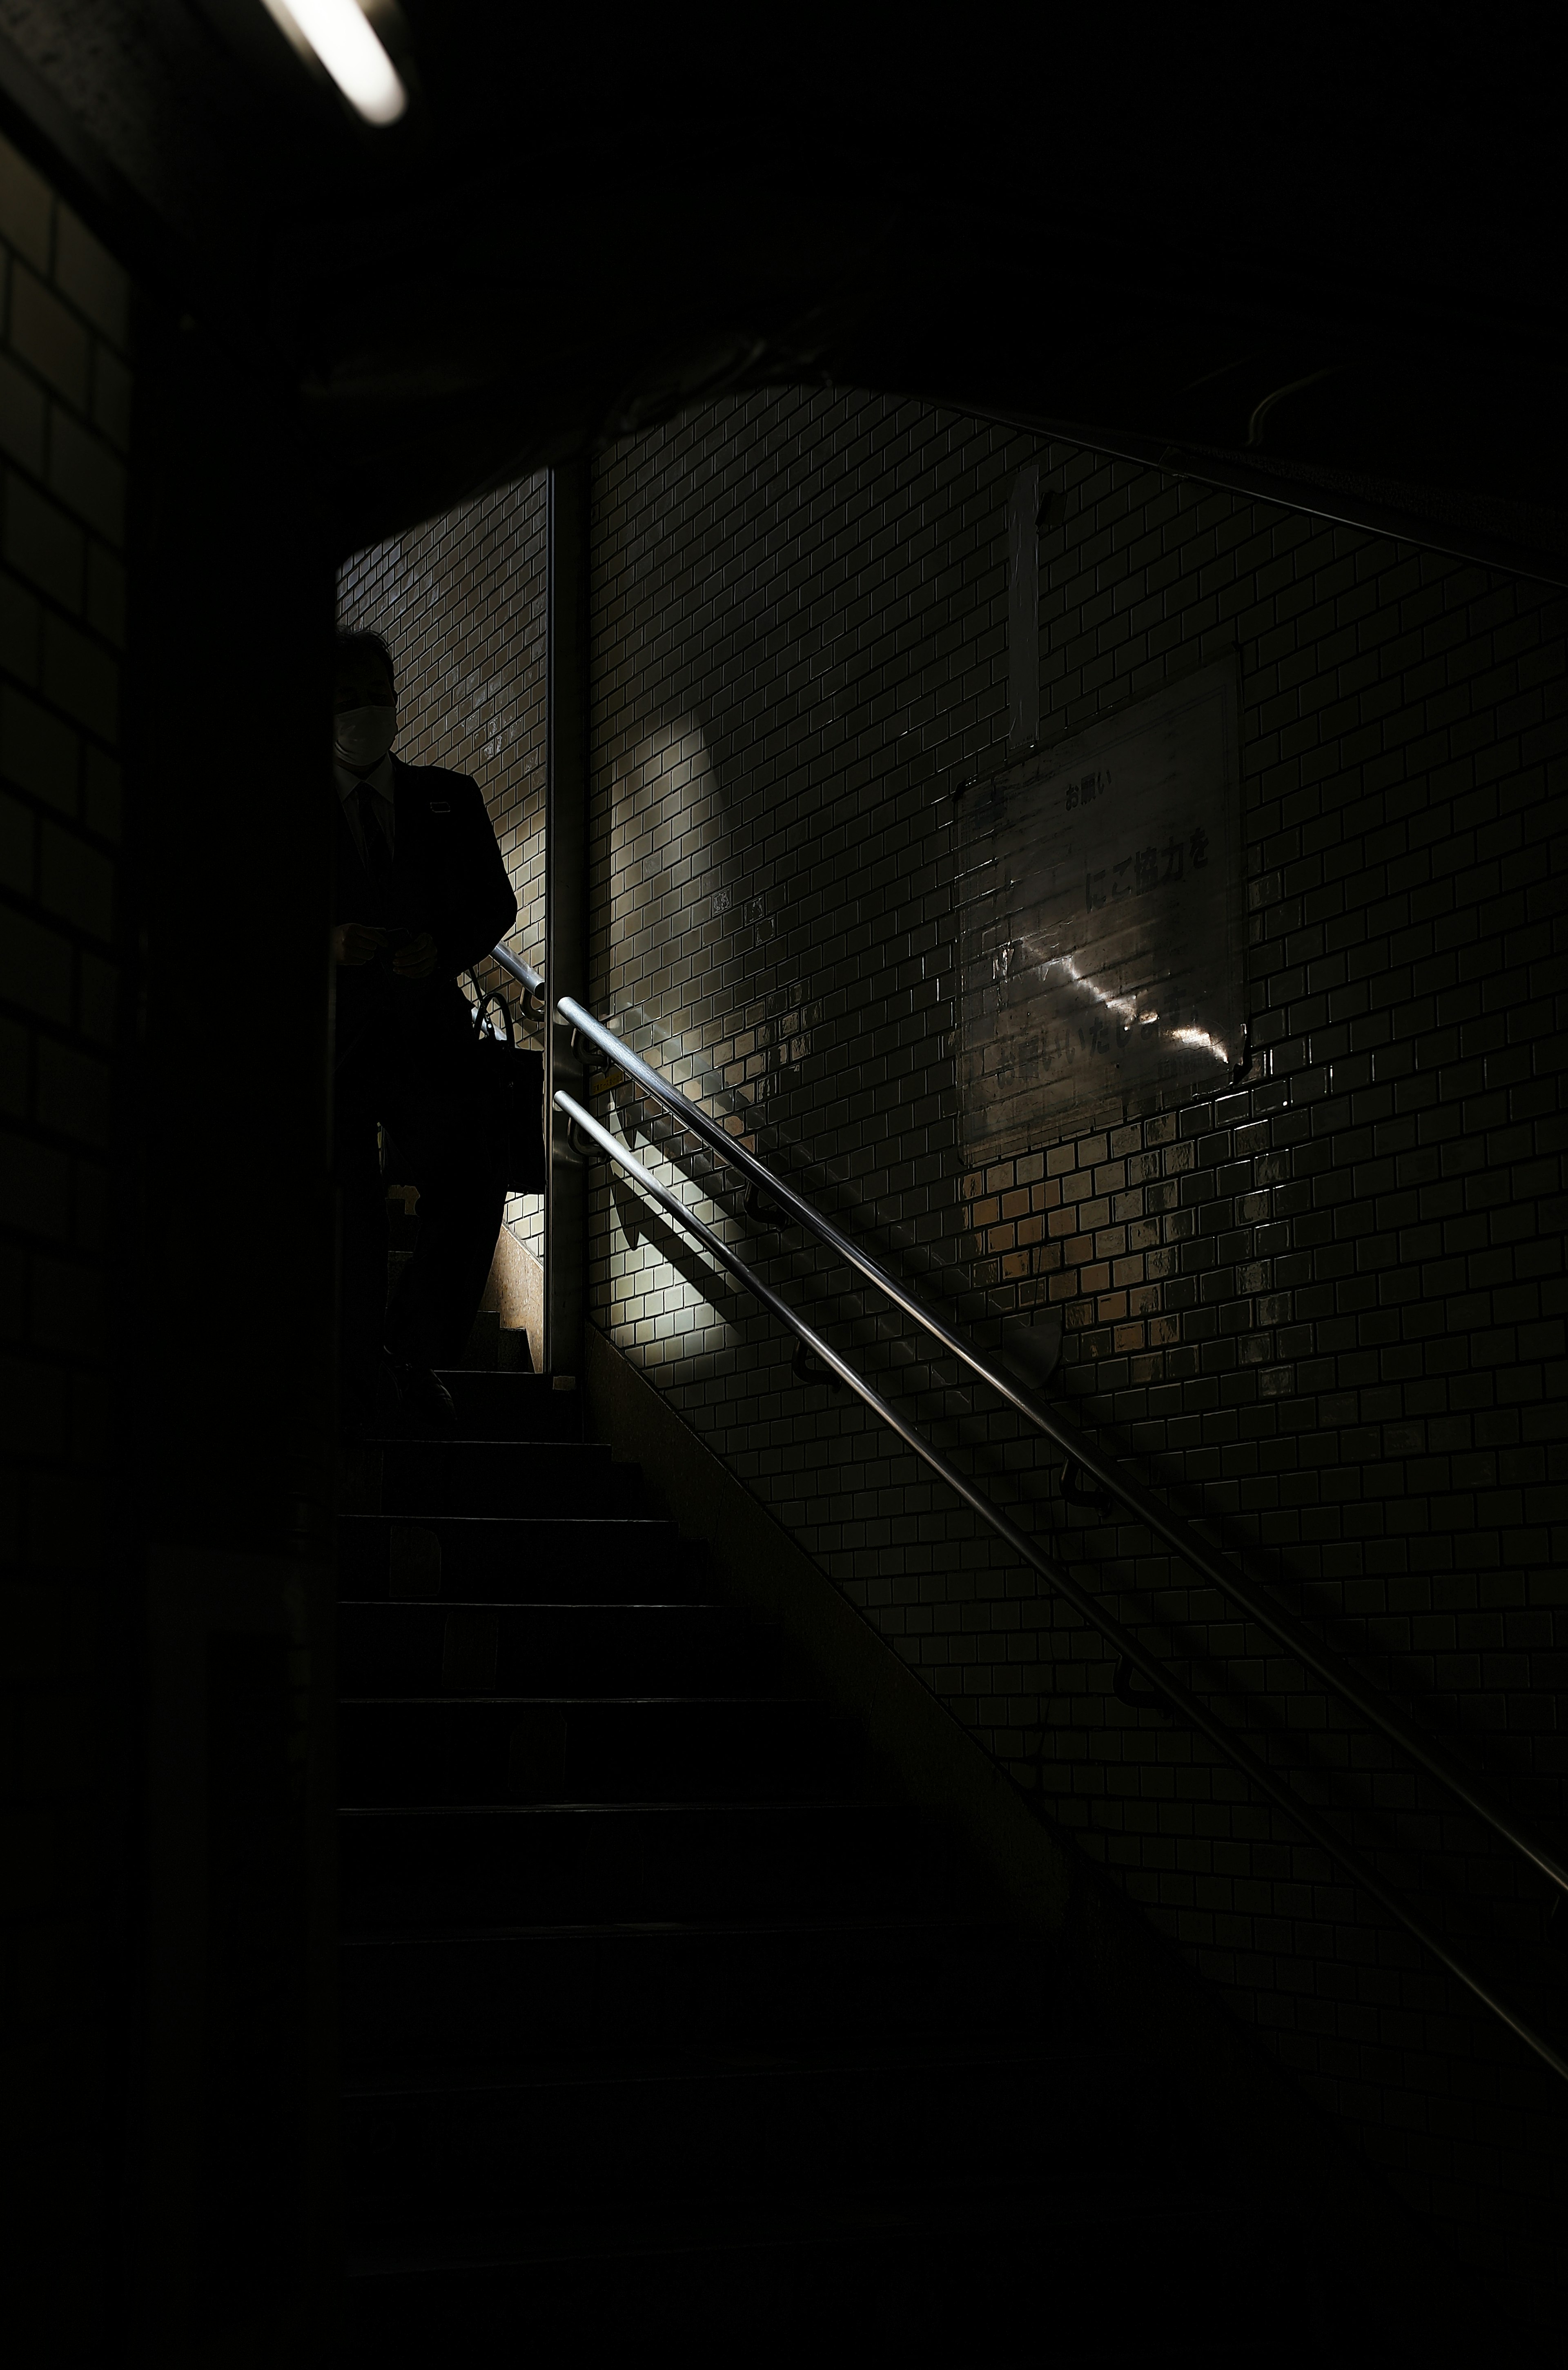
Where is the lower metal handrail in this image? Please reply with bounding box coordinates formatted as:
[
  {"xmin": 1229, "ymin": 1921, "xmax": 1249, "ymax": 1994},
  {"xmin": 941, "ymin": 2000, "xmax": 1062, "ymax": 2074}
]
[
  {"xmin": 557, "ymin": 993, "xmax": 1568, "ymax": 1909},
  {"xmin": 556, "ymin": 1084, "xmax": 1568, "ymax": 2088}
]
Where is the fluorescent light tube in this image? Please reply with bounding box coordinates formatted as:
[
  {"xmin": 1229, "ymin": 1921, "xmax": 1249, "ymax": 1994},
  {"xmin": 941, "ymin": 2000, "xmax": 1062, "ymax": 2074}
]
[{"xmin": 263, "ymin": 0, "xmax": 408, "ymax": 125}]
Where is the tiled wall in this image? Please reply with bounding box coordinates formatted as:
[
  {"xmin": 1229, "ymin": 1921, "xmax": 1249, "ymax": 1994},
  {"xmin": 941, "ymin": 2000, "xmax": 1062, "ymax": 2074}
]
[
  {"xmin": 337, "ymin": 478, "xmax": 549, "ymax": 1251},
  {"xmin": 586, "ymin": 390, "xmax": 1568, "ymax": 2294},
  {"xmin": 0, "ymin": 133, "xmax": 133, "ymax": 2354}
]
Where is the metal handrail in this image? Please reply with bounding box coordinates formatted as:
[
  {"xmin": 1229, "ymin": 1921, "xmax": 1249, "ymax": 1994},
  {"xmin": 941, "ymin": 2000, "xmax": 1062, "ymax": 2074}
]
[
  {"xmin": 491, "ymin": 945, "xmax": 541, "ymax": 995},
  {"xmin": 555, "ymin": 1084, "xmax": 1568, "ymax": 2087},
  {"xmin": 558, "ymin": 994, "xmax": 1568, "ymax": 1908},
  {"xmin": 489, "ymin": 944, "xmax": 547, "ymax": 1021}
]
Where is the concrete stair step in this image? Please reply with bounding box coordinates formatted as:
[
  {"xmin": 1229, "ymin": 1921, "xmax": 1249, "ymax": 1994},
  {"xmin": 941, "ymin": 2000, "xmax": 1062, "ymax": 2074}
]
[
  {"xmin": 452, "ymin": 1311, "xmax": 534, "ymax": 1372},
  {"xmin": 375, "ymin": 1439, "xmax": 639, "ymax": 1519},
  {"xmin": 340, "ymin": 1917, "xmax": 1061, "ymax": 2067},
  {"xmin": 339, "ymin": 1514, "xmax": 699, "ymax": 1603},
  {"xmin": 339, "ymin": 1695, "xmax": 861, "ymax": 1806},
  {"xmin": 431, "ymin": 1368, "xmax": 577, "ymax": 1437},
  {"xmin": 341, "ymin": 2189, "xmax": 1327, "ymax": 2366},
  {"xmin": 338, "ymin": 1600, "xmax": 780, "ymax": 1697},
  {"xmin": 339, "ymin": 1801, "xmax": 979, "ymax": 1932},
  {"xmin": 341, "ymin": 2044, "xmax": 1145, "ymax": 2224}
]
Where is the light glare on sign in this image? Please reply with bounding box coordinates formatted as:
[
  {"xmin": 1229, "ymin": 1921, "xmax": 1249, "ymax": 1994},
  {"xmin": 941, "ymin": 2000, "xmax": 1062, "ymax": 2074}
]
[{"xmin": 958, "ymin": 659, "xmax": 1246, "ymax": 1155}]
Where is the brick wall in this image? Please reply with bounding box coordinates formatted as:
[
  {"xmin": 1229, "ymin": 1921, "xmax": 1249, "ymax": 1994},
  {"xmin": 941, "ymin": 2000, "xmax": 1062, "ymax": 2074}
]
[
  {"xmin": 0, "ymin": 132, "xmax": 134, "ymax": 2356},
  {"xmin": 337, "ymin": 478, "xmax": 549, "ymax": 1254},
  {"xmin": 585, "ymin": 390, "xmax": 1568, "ymax": 2305}
]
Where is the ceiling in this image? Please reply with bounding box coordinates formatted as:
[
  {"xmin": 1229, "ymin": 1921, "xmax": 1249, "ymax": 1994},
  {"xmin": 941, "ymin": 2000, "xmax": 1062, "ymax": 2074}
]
[{"xmin": 4, "ymin": 1, "xmax": 1566, "ymax": 576}]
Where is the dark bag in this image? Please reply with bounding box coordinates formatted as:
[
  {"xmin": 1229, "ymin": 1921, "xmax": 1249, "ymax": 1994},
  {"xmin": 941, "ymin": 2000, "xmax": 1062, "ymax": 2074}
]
[{"xmin": 471, "ymin": 985, "xmax": 548, "ymax": 1192}]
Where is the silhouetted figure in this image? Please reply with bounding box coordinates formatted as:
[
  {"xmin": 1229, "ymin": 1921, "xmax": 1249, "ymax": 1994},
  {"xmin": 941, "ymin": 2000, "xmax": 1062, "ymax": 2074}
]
[{"xmin": 332, "ymin": 629, "xmax": 517, "ymax": 1437}]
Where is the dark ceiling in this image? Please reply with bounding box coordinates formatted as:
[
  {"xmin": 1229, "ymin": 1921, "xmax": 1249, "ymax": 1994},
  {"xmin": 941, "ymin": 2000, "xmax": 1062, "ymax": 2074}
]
[{"xmin": 3, "ymin": 1, "xmax": 1566, "ymax": 576}]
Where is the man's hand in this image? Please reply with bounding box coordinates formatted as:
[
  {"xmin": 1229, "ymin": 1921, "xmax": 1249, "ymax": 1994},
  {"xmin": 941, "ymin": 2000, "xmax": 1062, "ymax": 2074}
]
[
  {"xmin": 333, "ymin": 923, "xmax": 386, "ymax": 967},
  {"xmin": 392, "ymin": 931, "xmax": 438, "ymax": 980}
]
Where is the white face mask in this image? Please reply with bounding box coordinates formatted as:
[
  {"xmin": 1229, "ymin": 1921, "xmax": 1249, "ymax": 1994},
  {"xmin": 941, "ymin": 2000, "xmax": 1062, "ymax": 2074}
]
[{"xmin": 334, "ymin": 704, "xmax": 397, "ymax": 771}]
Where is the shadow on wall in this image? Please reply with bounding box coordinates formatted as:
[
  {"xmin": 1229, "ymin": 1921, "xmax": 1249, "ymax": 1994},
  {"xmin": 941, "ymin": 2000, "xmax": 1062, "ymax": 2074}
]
[
  {"xmin": 610, "ymin": 1175, "xmax": 746, "ymax": 1331},
  {"xmin": 605, "ymin": 709, "xmax": 835, "ymax": 1346},
  {"xmin": 600, "ymin": 704, "xmax": 996, "ymax": 1382},
  {"xmin": 605, "ymin": 711, "xmax": 817, "ymax": 1142},
  {"xmin": 608, "ymin": 716, "xmax": 724, "ymax": 1027}
]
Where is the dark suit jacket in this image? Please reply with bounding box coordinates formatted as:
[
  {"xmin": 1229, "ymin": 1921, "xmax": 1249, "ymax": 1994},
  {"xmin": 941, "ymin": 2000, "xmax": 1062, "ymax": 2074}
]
[{"xmin": 334, "ymin": 756, "xmax": 517, "ymax": 1068}]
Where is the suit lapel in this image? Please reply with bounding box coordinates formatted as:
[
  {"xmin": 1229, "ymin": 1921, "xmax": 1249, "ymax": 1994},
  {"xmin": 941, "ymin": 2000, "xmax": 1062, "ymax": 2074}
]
[{"xmin": 391, "ymin": 755, "xmax": 429, "ymax": 872}]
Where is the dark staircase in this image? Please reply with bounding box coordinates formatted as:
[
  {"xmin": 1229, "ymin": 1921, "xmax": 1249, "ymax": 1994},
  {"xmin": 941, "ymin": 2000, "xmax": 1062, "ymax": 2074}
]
[{"xmin": 337, "ymin": 1365, "xmax": 1339, "ymax": 2361}]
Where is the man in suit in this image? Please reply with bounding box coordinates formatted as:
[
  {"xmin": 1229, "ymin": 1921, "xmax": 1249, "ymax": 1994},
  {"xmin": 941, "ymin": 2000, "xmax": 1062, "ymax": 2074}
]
[{"xmin": 332, "ymin": 629, "xmax": 518, "ymax": 1437}]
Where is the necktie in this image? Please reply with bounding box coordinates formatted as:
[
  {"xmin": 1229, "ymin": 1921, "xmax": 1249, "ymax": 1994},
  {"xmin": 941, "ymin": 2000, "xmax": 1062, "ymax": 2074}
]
[{"xmin": 355, "ymin": 784, "xmax": 389, "ymax": 877}]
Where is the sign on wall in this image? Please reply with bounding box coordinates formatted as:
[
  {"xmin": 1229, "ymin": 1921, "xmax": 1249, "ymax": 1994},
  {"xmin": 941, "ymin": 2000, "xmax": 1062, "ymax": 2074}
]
[{"xmin": 958, "ymin": 657, "xmax": 1245, "ymax": 1158}]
